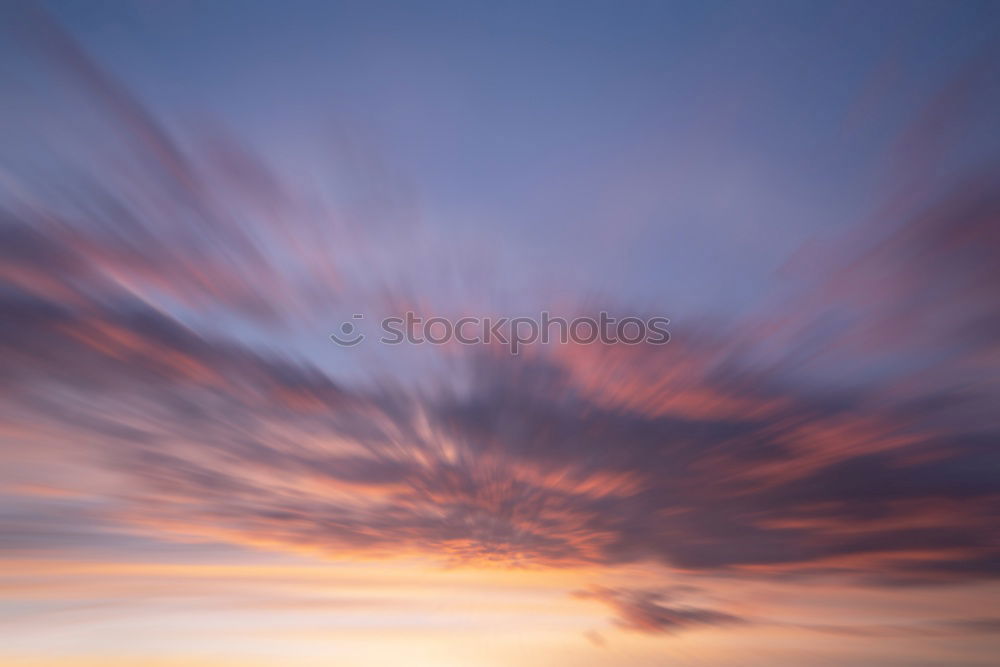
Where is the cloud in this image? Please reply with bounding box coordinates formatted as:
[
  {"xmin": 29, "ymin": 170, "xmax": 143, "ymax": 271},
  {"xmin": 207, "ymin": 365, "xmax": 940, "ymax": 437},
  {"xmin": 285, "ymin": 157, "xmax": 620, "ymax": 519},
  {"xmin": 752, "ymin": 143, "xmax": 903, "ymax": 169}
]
[
  {"xmin": 1, "ymin": 4, "xmax": 999, "ymax": 597},
  {"xmin": 791, "ymin": 617, "xmax": 1000, "ymax": 638},
  {"xmin": 573, "ymin": 586, "xmax": 745, "ymax": 635},
  {"xmin": 3, "ymin": 228, "xmax": 999, "ymax": 581}
]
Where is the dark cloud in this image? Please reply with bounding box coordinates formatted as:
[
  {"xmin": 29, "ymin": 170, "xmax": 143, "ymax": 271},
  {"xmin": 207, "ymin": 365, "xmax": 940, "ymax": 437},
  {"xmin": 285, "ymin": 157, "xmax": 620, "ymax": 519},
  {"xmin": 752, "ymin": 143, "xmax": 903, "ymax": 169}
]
[
  {"xmin": 573, "ymin": 586, "xmax": 745, "ymax": 635},
  {"xmin": 2, "ymin": 237, "xmax": 999, "ymax": 583}
]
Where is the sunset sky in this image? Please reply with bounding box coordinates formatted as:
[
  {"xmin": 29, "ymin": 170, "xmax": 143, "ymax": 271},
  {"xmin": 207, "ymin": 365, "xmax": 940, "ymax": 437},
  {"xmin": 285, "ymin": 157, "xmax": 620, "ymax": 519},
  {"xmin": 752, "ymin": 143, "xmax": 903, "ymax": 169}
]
[{"xmin": 2, "ymin": 1, "xmax": 1000, "ymax": 665}]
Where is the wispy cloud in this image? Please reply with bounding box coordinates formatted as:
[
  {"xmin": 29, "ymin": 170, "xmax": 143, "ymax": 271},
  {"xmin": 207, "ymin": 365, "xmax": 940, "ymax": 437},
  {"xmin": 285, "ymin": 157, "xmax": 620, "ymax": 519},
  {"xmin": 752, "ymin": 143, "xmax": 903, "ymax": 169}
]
[{"xmin": 573, "ymin": 586, "xmax": 745, "ymax": 635}]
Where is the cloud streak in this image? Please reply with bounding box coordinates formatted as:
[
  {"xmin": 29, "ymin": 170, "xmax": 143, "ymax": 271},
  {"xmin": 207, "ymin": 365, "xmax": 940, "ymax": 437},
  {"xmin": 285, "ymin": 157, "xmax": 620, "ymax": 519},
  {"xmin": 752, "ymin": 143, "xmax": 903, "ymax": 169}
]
[{"xmin": 573, "ymin": 586, "xmax": 745, "ymax": 635}]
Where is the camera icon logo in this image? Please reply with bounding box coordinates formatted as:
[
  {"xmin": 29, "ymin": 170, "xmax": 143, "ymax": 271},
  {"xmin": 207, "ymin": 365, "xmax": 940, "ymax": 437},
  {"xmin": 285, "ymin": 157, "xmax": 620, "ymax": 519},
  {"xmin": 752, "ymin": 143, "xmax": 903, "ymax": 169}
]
[{"xmin": 330, "ymin": 314, "xmax": 365, "ymax": 346}]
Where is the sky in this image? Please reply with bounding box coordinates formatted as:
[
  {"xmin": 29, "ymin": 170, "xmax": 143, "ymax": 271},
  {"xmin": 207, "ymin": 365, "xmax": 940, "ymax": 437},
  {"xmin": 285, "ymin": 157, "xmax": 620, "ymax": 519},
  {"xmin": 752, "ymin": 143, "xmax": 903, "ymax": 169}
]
[{"xmin": 1, "ymin": 1, "xmax": 1000, "ymax": 665}]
